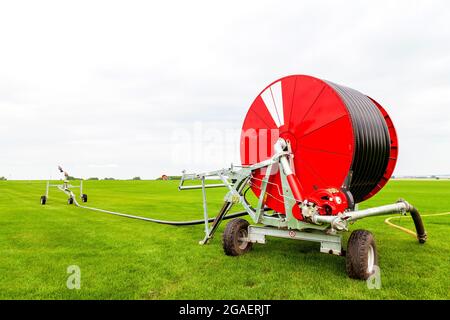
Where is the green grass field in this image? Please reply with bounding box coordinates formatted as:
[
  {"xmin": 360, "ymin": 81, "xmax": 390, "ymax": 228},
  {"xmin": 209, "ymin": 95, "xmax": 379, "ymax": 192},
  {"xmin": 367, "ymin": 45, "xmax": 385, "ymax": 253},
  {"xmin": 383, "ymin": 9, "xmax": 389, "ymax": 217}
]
[{"xmin": 0, "ymin": 179, "xmax": 449, "ymax": 299}]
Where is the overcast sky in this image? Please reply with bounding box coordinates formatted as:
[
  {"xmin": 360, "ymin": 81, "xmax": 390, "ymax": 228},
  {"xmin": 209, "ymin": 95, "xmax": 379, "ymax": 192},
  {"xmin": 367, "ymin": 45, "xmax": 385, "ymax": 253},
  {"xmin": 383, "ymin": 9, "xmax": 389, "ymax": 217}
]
[{"xmin": 1, "ymin": 0, "xmax": 449, "ymax": 180}]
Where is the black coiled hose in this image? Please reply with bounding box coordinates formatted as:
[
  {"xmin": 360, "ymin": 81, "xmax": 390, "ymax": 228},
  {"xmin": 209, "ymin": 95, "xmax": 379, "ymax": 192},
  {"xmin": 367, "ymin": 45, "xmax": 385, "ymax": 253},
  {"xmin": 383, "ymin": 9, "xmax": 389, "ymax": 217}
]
[{"xmin": 326, "ymin": 81, "xmax": 391, "ymax": 203}]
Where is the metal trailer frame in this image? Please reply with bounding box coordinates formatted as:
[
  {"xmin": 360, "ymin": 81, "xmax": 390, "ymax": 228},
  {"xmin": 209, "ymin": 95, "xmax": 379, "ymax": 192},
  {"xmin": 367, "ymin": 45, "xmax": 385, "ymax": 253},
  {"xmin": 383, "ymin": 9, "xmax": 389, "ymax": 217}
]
[
  {"xmin": 42, "ymin": 179, "xmax": 86, "ymax": 203},
  {"xmin": 179, "ymin": 138, "xmax": 424, "ymax": 256}
]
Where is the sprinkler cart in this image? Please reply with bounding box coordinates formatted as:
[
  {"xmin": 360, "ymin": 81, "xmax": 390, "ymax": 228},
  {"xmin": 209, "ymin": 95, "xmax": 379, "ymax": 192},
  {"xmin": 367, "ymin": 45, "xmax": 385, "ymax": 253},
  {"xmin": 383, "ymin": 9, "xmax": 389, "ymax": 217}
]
[{"xmin": 40, "ymin": 166, "xmax": 88, "ymax": 205}]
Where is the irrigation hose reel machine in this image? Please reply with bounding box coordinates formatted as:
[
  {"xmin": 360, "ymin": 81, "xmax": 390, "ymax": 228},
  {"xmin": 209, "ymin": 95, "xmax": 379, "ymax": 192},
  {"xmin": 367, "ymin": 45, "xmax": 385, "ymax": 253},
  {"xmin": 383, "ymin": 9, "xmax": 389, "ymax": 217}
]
[{"xmin": 180, "ymin": 75, "xmax": 427, "ymax": 280}]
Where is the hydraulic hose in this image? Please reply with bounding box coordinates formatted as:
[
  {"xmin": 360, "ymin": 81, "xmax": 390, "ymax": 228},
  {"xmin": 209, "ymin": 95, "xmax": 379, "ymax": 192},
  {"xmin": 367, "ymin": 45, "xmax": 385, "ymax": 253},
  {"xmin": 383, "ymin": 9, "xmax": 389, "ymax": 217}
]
[
  {"xmin": 405, "ymin": 204, "xmax": 427, "ymax": 243},
  {"xmin": 60, "ymin": 187, "xmax": 248, "ymax": 226}
]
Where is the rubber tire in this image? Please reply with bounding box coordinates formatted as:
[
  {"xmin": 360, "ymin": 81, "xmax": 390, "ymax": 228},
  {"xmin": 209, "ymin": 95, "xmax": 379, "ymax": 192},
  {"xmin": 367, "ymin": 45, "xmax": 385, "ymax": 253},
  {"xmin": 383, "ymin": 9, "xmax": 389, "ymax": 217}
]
[
  {"xmin": 223, "ymin": 218, "xmax": 253, "ymax": 256},
  {"xmin": 68, "ymin": 197, "xmax": 74, "ymax": 205},
  {"xmin": 346, "ymin": 229, "xmax": 378, "ymax": 280},
  {"xmin": 81, "ymin": 194, "xmax": 88, "ymax": 203},
  {"xmin": 40, "ymin": 196, "xmax": 47, "ymax": 205}
]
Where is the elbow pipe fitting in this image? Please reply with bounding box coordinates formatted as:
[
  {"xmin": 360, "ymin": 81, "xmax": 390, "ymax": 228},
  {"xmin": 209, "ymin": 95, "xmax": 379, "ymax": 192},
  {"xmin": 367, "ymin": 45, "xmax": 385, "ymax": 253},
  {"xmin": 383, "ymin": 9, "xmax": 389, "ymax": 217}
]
[
  {"xmin": 397, "ymin": 199, "xmax": 427, "ymax": 244},
  {"xmin": 408, "ymin": 206, "xmax": 427, "ymax": 244}
]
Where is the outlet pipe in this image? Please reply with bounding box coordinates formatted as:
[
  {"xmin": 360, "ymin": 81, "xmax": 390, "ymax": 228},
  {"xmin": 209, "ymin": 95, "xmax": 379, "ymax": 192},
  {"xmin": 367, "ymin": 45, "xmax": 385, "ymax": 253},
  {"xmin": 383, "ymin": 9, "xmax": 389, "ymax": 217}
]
[{"xmin": 313, "ymin": 199, "xmax": 427, "ymax": 243}]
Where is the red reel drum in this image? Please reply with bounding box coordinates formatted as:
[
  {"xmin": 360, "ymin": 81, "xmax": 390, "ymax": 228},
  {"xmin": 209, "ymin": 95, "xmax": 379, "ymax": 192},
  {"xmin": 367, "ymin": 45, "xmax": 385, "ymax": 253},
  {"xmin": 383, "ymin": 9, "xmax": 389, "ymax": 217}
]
[{"xmin": 240, "ymin": 75, "xmax": 398, "ymax": 216}]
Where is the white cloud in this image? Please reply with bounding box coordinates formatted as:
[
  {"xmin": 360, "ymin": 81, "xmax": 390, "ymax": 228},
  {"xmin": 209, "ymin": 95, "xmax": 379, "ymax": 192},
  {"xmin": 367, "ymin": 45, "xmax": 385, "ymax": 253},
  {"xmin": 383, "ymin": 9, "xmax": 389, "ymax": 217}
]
[{"xmin": 0, "ymin": 0, "xmax": 449, "ymax": 179}]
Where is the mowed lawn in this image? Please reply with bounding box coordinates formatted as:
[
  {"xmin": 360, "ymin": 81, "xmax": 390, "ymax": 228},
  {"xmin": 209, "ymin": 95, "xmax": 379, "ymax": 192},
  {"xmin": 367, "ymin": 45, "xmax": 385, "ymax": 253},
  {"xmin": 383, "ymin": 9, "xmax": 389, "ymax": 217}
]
[{"xmin": 0, "ymin": 179, "xmax": 449, "ymax": 299}]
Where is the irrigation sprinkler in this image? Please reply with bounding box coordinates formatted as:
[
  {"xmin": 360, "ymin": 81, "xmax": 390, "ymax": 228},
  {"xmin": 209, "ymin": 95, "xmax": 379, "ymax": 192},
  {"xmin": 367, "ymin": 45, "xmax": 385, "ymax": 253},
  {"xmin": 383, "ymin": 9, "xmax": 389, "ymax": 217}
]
[
  {"xmin": 180, "ymin": 75, "xmax": 427, "ymax": 280},
  {"xmin": 40, "ymin": 166, "xmax": 88, "ymax": 205}
]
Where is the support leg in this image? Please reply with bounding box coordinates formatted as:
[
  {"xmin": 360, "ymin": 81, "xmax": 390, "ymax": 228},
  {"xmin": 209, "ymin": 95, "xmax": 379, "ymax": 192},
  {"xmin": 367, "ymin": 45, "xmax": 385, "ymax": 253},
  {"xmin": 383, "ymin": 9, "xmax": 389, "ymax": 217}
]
[
  {"xmin": 199, "ymin": 201, "xmax": 233, "ymax": 245},
  {"xmin": 201, "ymin": 177, "xmax": 210, "ymax": 239}
]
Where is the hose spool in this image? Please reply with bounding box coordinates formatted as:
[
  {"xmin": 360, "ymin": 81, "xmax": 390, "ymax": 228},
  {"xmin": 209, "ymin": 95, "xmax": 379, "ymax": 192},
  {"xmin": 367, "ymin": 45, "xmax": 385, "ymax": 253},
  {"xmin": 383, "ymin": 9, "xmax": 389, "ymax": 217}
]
[{"xmin": 240, "ymin": 75, "xmax": 398, "ymax": 215}]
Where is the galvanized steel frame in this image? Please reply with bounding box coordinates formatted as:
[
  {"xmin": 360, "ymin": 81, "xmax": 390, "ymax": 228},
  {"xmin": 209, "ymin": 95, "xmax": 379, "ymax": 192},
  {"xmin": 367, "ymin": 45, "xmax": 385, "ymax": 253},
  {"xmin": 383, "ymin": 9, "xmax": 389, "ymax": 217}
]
[{"xmin": 179, "ymin": 138, "xmax": 411, "ymax": 255}]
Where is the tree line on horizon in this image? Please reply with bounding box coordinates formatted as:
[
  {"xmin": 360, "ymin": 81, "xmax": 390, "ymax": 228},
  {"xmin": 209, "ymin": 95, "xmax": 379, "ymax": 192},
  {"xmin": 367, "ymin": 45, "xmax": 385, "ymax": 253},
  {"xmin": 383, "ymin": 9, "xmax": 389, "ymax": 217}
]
[
  {"xmin": 86, "ymin": 176, "xmax": 142, "ymax": 181},
  {"xmin": 0, "ymin": 176, "xmax": 182, "ymax": 181}
]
